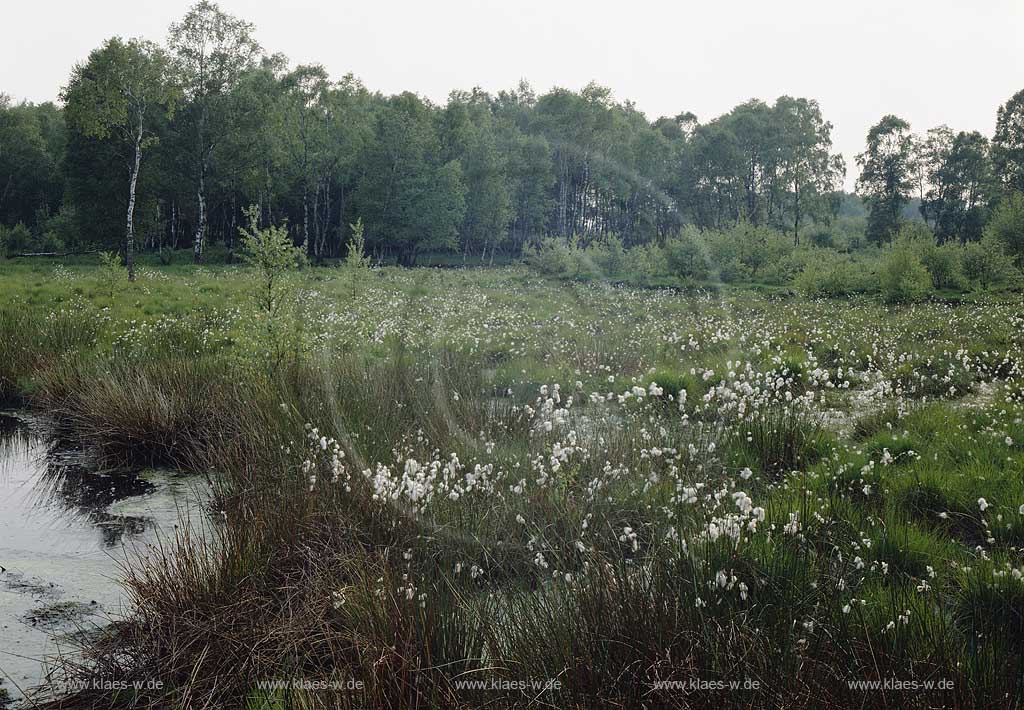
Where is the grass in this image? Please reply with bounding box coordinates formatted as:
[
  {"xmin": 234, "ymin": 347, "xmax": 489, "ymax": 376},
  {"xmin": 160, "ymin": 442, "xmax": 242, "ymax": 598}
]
[{"xmin": 1, "ymin": 257, "xmax": 1023, "ymax": 708}]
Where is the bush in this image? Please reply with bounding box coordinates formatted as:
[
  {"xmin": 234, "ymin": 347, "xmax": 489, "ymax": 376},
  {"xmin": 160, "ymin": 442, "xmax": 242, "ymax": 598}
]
[
  {"xmin": 805, "ymin": 224, "xmax": 834, "ymax": 248},
  {"xmin": 621, "ymin": 242, "xmax": 663, "ymax": 284},
  {"xmin": 891, "ymin": 224, "xmax": 963, "ymax": 290},
  {"xmin": 961, "ymin": 235, "xmax": 1018, "ymax": 291},
  {"xmin": 794, "ymin": 249, "xmax": 873, "ymax": 296},
  {"xmin": 0, "ymin": 222, "xmax": 33, "ymax": 256},
  {"xmin": 986, "ymin": 191, "xmax": 1024, "ymax": 269},
  {"xmin": 879, "ymin": 243, "xmax": 932, "ymax": 303},
  {"xmin": 39, "ymin": 205, "xmax": 76, "ymax": 252},
  {"xmin": 704, "ymin": 222, "xmax": 796, "ymax": 284},
  {"xmin": 238, "ymin": 206, "xmax": 308, "ymax": 374},
  {"xmin": 664, "ymin": 226, "xmax": 709, "ymax": 281},
  {"xmin": 344, "ymin": 218, "xmax": 372, "ymax": 270},
  {"xmin": 97, "ymin": 251, "xmax": 127, "ymax": 300},
  {"xmin": 585, "ymin": 234, "xmax": 626, "ymax": 278},
  {"xmin": 918, "ymin": 242, "xmax": 964, "ymax": 290},
  {"xmin": 524, "ymin": 237, "xmax": 573, "ymax": 277},
  {"xmin": 524, "ymin": 236, "xmax": 602, "ymax": 280}
]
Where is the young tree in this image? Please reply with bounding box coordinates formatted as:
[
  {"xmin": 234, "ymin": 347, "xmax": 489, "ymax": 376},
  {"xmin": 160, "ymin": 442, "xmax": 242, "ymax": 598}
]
[
  {"xmin": 856, "ymin": 115, "xmax": 915, "ymax": 245},
  {"xmin": 238, "ymin": 205, "xmax": 305, "ymax": 373},
  {"xmin": 168, "ymin": 1, "xmax": 261, "ymax": 262},
  {"xmin": 63, "ymin": 38, "xmax": 177, "ymax": 280}
]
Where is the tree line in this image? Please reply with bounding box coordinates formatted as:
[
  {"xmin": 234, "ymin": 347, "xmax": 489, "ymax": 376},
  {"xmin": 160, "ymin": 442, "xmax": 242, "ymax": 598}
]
[{"xmin": 1, "ymin": 1, "xmax": 1023, "ymax": 276}]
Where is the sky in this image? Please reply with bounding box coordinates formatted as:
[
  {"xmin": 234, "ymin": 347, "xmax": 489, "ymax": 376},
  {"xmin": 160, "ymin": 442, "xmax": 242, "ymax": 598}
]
[{"xmin": 3, "ymin": 0, "xmax": 1023, "ymax": 189}]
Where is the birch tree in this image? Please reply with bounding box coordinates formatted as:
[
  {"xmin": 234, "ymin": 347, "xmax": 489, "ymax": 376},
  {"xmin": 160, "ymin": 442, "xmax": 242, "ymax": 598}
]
[
  {"xmin": 63, "ymin": 37, "xmax": 177, "ymax": 280},
  {"xmin": 168, "ymin": 1, "xmax": 260, "ymax": 262}
]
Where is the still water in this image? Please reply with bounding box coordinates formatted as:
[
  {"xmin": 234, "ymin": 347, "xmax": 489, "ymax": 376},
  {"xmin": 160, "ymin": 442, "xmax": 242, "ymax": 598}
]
[{"xmin": 0, "ymin": 412, "xmax": 209, "ymax": 705}]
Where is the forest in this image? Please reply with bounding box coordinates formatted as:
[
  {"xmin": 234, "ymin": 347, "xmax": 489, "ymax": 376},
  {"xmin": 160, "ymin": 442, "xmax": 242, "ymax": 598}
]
[{"xmin": 2, "ymin": 0, "xmax": 1023, "ymax": 284}]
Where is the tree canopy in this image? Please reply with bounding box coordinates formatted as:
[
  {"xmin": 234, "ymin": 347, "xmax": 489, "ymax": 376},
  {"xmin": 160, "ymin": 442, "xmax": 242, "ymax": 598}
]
[{"xmin": 1, "ymin": 2, "xmax": 1021, "ymax": 264}]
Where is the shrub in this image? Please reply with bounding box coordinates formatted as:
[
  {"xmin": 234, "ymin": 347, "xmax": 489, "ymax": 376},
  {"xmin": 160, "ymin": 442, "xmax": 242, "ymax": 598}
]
[
  {"xmin": 703, "ymin": 222, "xmax": 797, "ymax": 284},
  {"xmin": 0, "ymin": 222, "xmax": 33, "ymax": 256},
  {"xmin": 622, "ymin": 242, "xmax": 663, "ymax": 283},
  {"xmin": 794, "ymin": 249, "xmax": 873, "ymax": 296},
  {"xmin": 524, "ymin": 236, "xmax": 602, "ymax": 280},
  {"xmin": 879, "ymin": 244, "xmax": 932, "ymax": 303},
  {"xmin": 986, "ymin": 191, "xmax": 1024, "ymax": 268},
  {"xmin": 585, "ymin": 234, "xmax": 627, "ymax": 278},
  {"xmin": 961, "ymin": 235, "xmax": 1018, "ymax": 290},
  {"xmin": 806, "ymin": 224, "xmax": 834, "ymax": 248},
  {"xmin": 664, "ymin": 226, "xmax": 709, "ymax": 281},
  {"xmin": 524, "ymin": 236, "xmax": 573, "ymax": 277},
  {"xmin": 39, "ymin": 204, "xmax": 76, "ymax": 252},
  {"xmin": 918, "ymin": 242, "xmax": 964, "ymax": 290}
]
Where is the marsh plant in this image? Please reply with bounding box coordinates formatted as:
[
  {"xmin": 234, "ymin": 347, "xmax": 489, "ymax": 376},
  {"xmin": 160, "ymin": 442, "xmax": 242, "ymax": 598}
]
[{"xmin": 1, "ymin": 261, "xmax": 1022, "ymax": 708}]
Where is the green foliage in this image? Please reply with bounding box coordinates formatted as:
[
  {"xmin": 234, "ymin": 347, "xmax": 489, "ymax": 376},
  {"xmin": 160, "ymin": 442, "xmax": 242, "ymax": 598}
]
[
  {"xmin": 2, "ymin": 5, "xmax": 1020, "ymax": 283},
  {"xmin": 353, "ymin": 93, "xmax": 467, "ymax": 264},
  {"xmin": 794, "ymin": 249, "xmax": 874, "ymax": 296},
  {"xmin": 857, "ymin": 115, "xmax": 915, "ymax": 246},
  {"xmin": 62, "ymin": 38, "xmax": 177, "ymax": 144},
  {"xmin": 440, "ymin": 92, "xmax": 513, "ymax": 260},
  {"xmin": 62, "ymin": 36, "xmax": 178, "ymax": 280},
  {"xmin": 622, "ymin": 242, "xmax": 663, "ymax": 283},
  {"xmin": 524, "ymin": 236, "xmax": 602, "ymax": 281},
  {"xmin": 344, "ymin": 218, "xmax": 371, "ymax": 270},
  {"xmin": 985, "ymin": 191, "xmax": 1024, "ymax": 268},
  {"xmin": 0, "ymin": 100, "xmax": 65, "ymax": 234},
  {"xmin": 585, "ymin": 234, "xmax": 627, "ymax": 277},
  {"xmin": 0, "ymin": 5, "xmax": 1022, "ymax": 285},
  {"xmin": 238, "ymin": 206, "xmax": 306, "ymax": 373},
  {"xmin": 879, "ymin": 241, "xmax": 932, "ymax": 303},
  {"xmin": 97, "ymin": 250, "xmax": 127, "ymax": 300},
  {"xmin": 917, "ymin": 128, "xmax": 993, "ymax": 243},
  {"xmin": 664, "ymin": 226, "xmax": 709, "ymax": 281},
  {"xmin": 0, "ymin": 223, "xmax": 33, "ymax": 257},
  {"xmin": 704, "ymin": 222, "xmax": 798, "ymax": 284},
  {"xmin": 993, "ymin": 89, "xmax": 1024, "ymax": 193},
  {"xmin": 961, "ymin": 234, "xmax": 1018, "ymax": 291},
  {"xmin": 895, "ymin": 222, "xmax": 964, "ymax": 291},
  {"xmin": 918, "ymin": 241, "xmax": 965, "ymax": 290}
]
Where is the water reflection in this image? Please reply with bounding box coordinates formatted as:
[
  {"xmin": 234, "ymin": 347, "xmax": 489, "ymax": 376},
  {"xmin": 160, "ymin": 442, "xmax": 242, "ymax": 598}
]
[{"xmin": 0, "ymin": 412, "xmax": 209, "ymax": 702}]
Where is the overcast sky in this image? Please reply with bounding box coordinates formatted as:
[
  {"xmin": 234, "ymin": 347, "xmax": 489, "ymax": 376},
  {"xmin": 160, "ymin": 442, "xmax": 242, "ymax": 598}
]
[{"xmin": 3, "ymin": 0, "xmax": 1022, "ymax": 189}]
